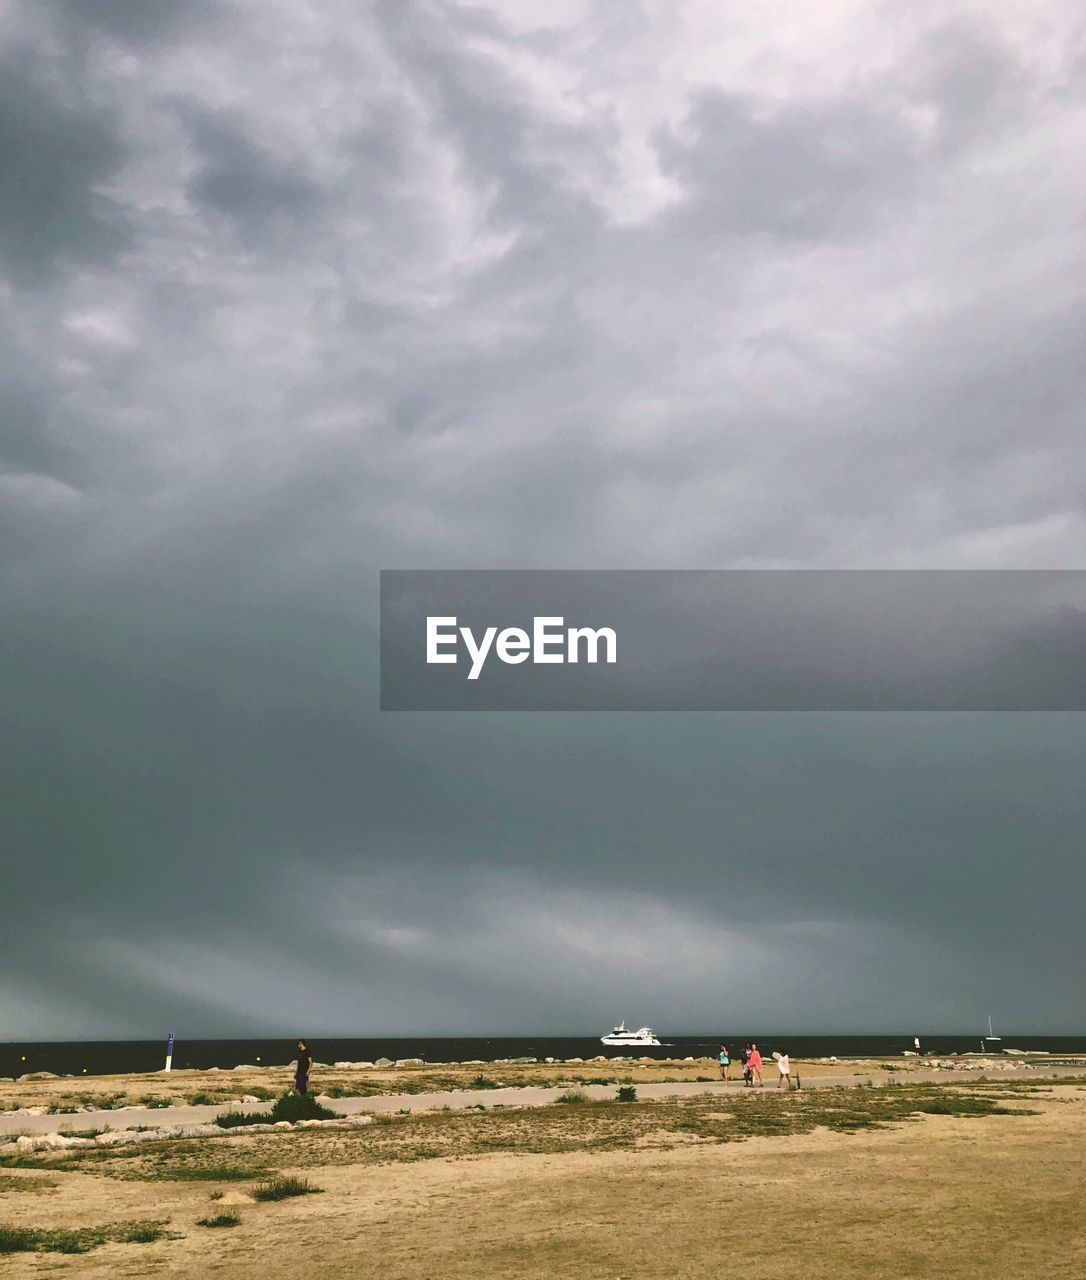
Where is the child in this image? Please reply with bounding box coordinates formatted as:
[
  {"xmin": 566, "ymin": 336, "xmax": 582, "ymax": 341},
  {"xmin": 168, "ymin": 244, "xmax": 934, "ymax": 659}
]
[{"xmin": 718, "ymin": 1043, "xmax": 730, "ymax": 1081}]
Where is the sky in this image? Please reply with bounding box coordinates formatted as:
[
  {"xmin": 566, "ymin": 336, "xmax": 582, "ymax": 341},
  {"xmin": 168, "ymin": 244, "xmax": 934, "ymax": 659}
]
[{"xmin": 1, "ymin": 0, "xmax": 1084, "ymax": 1040}]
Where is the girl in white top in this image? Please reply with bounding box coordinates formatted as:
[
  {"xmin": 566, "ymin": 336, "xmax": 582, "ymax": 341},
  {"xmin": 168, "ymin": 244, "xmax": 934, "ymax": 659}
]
[{"xmin": 777, "ymin": 1052, "xmax": 791, "ymax": 1089}]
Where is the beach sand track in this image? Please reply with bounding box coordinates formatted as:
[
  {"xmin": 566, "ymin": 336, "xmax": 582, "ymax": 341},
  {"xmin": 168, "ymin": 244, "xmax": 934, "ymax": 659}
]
[{"xmin": 0, "ymin": 1081, "xmax": 1083, "ymax": 1278}]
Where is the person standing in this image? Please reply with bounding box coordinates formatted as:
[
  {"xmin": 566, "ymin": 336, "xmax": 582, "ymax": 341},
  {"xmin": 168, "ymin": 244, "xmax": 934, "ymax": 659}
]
[
  {"xmin": 718, "ymin": 1043, "xmax": 731, "ymax": 1082},
  {"xmin": 749, "ymin": 1042, "xmax": 763, "ymax": 1087},
  {"xmin": 294, "ymin": 1040, "xmax": 313, "ymax": 1095},
  {"xmin": 741, "ymin": 1044, "xmax": 752, "ymax": 1086},
  {"xmin": 777, "ymin": 1050, "xmax": 791, "ymax": 1089}
]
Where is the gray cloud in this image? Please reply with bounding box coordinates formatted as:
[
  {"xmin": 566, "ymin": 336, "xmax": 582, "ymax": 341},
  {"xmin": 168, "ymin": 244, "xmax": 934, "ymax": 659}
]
[
  {"xmin": 0, "ymin": 49, "xmax": 127, "ymax": 283},
  {"xmin": 1, "ymin": 0, "xmax": 1084, "ymax": 1038}
]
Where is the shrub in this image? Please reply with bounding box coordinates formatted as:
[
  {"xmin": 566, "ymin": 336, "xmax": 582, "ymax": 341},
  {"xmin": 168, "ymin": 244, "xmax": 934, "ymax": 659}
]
[
  {"xmin": 251, "ymin": 1176, "xmax": 322, "ymax": 1202},
  {"xmin": 557, "ymin": 1090, "xmax": 587, "ymax": 1104},
  {"xmin": 268, "ymin": 1093, "xmax": 339, "ymax": 1124},
  {"xmin": 197, "ymin": 1212, "xmax": 240, "ymax": 1228},
  {"xmin": 213, "ymin": 1092, "xmax": 340, "ymax": 1129},
  {"xmin": 616, "ymin": 1085, "xmax": 638, "ymax": 1103},
  {"xmin": 469, "ymin": 1075, "xmax": 499, "ymax": 1090}
]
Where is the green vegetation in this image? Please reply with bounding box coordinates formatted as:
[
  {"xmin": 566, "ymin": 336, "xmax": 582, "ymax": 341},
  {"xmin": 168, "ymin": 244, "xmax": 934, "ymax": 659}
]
[
  {"xmin": 197, "ymin": 1211, "xmax": 240, "ymax": 1228},
  {"xmin": 251, "ymin": 1174, "xmax": 322, "ymax": 1201},
  {"xmin": 0, "ymin": 1174, "xmax": 58, "ymax": 1193},
  {"xmin": 0, "ymin": 1080, "xmax": 1048, "ymax": 1187},
  {"xmin": 0, "ymin": 1220, "xmax": 167, "ymax": 1254},
  {"xmin": 214, "ymin": 1091, "xmax": 341, "ymax": 1129},
  {"xmin": 469, "ymin": 1075, "xmax": 500, "ymax": 1089},
  {"xmin": 616, "ymin": 1085, "xmax": 638, "ymax": 1102}
]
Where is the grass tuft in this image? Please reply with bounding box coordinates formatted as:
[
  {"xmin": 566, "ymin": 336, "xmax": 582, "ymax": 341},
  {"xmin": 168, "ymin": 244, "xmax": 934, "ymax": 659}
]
[
  {"xmin": 197, "ymin": 1211, "xmax": 240, "ymax": 1228},
  {"xmin": 0, "ymin": 1220, "xmax": 167, "ymax": 1254},
  {"xmin": 251, "ymin": 1175, "xmax": 322, "ymax": 1202}
]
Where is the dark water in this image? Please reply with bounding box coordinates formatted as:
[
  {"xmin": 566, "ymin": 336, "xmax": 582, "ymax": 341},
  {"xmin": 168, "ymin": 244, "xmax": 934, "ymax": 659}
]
[{"xmin": 4, "ymin": 1034, "xmax": 1085, "ymax": 1079}]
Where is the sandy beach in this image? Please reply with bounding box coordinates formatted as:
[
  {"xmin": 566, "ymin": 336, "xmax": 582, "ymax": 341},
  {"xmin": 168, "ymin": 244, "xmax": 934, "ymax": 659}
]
[{"xmin": 2, "ymin": 1059, "xmax": 1084, "ymax": 1276}]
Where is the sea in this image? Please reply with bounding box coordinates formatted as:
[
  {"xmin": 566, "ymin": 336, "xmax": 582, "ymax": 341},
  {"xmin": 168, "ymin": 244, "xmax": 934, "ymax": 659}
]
[{"xmin": 5, "ymin": 1034, "xmax": 1085, "ymax": 1079}]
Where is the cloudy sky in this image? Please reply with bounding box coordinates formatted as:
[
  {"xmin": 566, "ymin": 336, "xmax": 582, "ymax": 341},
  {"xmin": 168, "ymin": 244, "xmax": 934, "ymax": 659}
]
[{"xmin": 2, "ymin": 0, "xmax": 1084, "ymax": 1040}]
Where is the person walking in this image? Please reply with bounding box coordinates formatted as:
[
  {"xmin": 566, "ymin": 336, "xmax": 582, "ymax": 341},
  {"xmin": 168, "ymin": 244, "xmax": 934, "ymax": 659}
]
[
  {"xmin": 741, "ymin": 1044, "xmax": 752, "ymax": 1086},
  {"xmin": 777, "ymin": 1050, "xmax": 791, "ymax": 1089},
  {"xmin": 718, "ymin": 1043, "xmax": 731, "ymax": 1082},
  {"xmin": 294, "ymin": 1040, "xmax": 313, "ymax": 1096},
  {"xmin": 749, "ymin": 1042, "xmax": 763, "ymax": 1087}
]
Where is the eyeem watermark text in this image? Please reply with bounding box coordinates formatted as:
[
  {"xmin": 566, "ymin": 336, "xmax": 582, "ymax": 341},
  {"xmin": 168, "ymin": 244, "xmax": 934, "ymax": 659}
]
[{"xmin": 426, "ymin": 615, "xmax": 617, "ymax": 680}]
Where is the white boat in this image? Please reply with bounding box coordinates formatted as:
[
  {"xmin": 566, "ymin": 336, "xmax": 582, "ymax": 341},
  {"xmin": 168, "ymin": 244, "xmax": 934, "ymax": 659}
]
[
  {"xmin": 601, "ymin": 1021, "xmax": 660, "ymax": 1046},
  {"xmin": 985, "ymin": 1014, "xmax": 1001, "ymax": 1043}
]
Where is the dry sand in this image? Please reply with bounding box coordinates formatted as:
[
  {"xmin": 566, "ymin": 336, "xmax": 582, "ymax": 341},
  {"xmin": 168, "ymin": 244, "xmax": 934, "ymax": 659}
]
[{"xmin": 2, "ymin": 1073, "xmax": 1084, "ymax": 1278}]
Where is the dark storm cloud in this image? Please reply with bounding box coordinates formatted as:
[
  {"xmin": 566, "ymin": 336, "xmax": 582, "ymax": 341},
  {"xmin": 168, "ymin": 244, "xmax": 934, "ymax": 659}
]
[
  {"xmin": 1, "ymin": 0, "xmax": 1084, "ymax": 1036},
  {"xmin": 183, "ymin": 109, "xmax": 323, "ymax": 236},
  {"xmin": 0, "ymin": 48, "xmax": 127, "ymax": 283}
]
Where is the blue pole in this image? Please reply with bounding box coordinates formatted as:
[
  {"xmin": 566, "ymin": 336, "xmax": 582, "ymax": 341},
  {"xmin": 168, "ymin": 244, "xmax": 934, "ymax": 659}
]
[{"xmin": 164, "ymin": 1032, "xmax": 175, "ymax": 1073}]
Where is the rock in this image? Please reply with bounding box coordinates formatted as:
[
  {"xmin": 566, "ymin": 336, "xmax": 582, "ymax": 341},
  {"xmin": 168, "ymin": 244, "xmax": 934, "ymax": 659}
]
[
  {"xmin": 233, "ymin": 1064, "xmax": 260, "ymax": 1071},
  {"xmin": 545, "ymin": 1057, "xmax": 555, "ymax": 1064},
  {"xmin": 829, "ymin": 1056, "xmax": 838, "ymax": 1064},
  {"xmin": 18, "ymin": 1071, "xmax": 60, "ymax": 1081},
  {"xmin": 509, "ymin": 1057, "xmax": 537, "ymax": 1065},
  {"xmin": 375, "ymin": 1058, "xmax": 394, "ymax": 1068},
  {"xmin": 347, "ymin": 1114, "xmax": 374, "ymax": 1126},
  {"xmin": 239, "ymin": 1095, "xmax": 261, "ymax": 1104},
  {"xmin": 395, "ymin": 1058, "xmax": 424, "ymax": 1067},
  {"xmin": 16, "ymin": 1133, "xmax": 91, "ymax": 1152},
  {"xmin": 333, "ymin": 1062, "xmax": 355, "ymax": 1070}
]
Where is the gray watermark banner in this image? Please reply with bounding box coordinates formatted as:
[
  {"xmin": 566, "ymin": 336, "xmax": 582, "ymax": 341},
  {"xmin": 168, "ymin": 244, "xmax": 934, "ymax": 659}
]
[{"xmin": 380, "ymin": 570, "xmax": 1086, "ymax": 711}]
